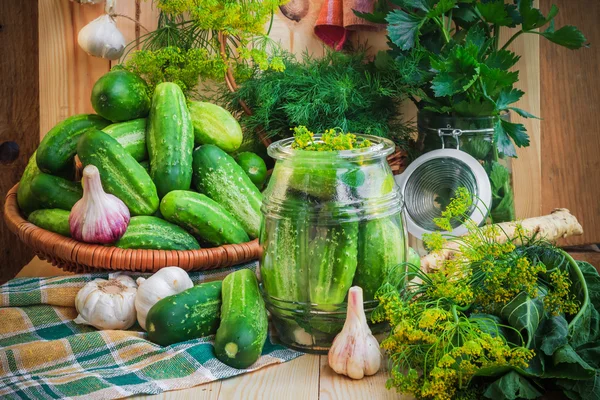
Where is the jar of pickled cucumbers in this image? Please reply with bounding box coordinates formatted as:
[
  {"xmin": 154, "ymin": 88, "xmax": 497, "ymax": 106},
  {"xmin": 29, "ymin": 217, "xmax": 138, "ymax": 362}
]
[{"xmin": 260, "ymin": 134, "xmax": 407, "ymax": 353}]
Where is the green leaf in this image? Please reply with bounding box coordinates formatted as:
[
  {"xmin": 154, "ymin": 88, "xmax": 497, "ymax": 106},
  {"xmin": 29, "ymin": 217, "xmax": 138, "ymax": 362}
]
[
  {"xmin": 453, "ymin": 3, "xmax": 478, "ymax": 26},
  {"xmin": 453, "ymin": 98, "xmax": 496, "ymax": 117},
  {"xmin": 479, "ymin": 65, "xmax": 519, "ymax": 97},
  {"xmin": 461, "ymin": 135, "xmax": 493, "ymax": 159},
  {"xmin": 430, "ymin": 44, "xmax": 481, "ymax": 97},
  {"xmin": 494, "ymin": 119, "xmax": 517, "ymax": 157},
  {"xmin": 500, "ymin": 291, "xmax": 544, "ymax": 347},
  {"xmin": 489, "ymin": 162, "xmax": 509, "ymax": 195},
  {"xmin": 469, "ymin": 313, "xmax": 506, "ymax": 338},
  {"xmin": 426, "ymin": 0, "xmax": 456, "ymax": 18},
  {"xmin": 477, "ymin": 0, "xmax": 513, "ymax": 26},
  {"xmin": 508, "ymin": 107, "xmax": 540, "ymax": 119},
  {"xmin": 465, "ymin": 25, "xmax": 488, "ymax": 50},
  {"xmin": 354, "ymin": 10, "xmax": 388, "ymax": 24},
  {"xmin": 397, "ymin": 0, "xmax": 433, "ymax": 12},
  {"xmin": 386, "ymin": 10, "xmax": 424, "ymax": 51},
  {"xmin": 501, "ymin": 119, "xmax": 529, "ymax": 148},
  {"xmin": 484, "ymin": 371, "xmax": 542, "ymax": 400},
  {"xmin": 542, "ymin": 23, "xmax": 588, "ymax": 50},
  {"xmin": 496, "ymin": 88, "xmax": 524, "ymax": 109},
  {"xmin": 491, "ymin": 182, "xmax": 515, "ymax": 222},
  {"xmin": 545, "ymin": 344, "xmax": 596, "ymax": 380},
  {"xmin": 519, "ymin": 0, "xmax": 556, "ymax": 31},
  {"xmin": 534, "ymin": 315, "xmax": 569, "ymax": 356},
  {"xmin": 557, "ymin": 372, "xmax": 600, "ymax": 400},
  {"xmin": 485, "ymin": 50, "xmax": 521, "ymax": 70}
]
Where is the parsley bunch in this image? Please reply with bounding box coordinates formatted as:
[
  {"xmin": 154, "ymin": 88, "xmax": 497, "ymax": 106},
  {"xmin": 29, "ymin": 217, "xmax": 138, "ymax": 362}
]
[{"xmin": 359, "ymin": 0, "xmax": 587, "ymax": 157}]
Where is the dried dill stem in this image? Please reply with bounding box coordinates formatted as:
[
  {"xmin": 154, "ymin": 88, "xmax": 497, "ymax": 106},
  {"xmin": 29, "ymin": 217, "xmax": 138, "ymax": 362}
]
[{"xmin": 421, "ymin": 208, "xmax": 584, "ymax": 272}]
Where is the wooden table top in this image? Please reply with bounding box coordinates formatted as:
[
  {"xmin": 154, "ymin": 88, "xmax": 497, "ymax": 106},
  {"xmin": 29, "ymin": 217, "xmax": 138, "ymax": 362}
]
[{"xmin": 17, "ymin": 258, "xmax": 409, "ymax": 400}]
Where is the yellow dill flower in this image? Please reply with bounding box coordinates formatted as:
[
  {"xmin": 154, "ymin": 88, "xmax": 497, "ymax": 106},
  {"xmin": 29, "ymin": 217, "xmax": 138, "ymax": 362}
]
[{"xmin": 423, "ymin": 231, "xmax": 446, "ymax": 252}]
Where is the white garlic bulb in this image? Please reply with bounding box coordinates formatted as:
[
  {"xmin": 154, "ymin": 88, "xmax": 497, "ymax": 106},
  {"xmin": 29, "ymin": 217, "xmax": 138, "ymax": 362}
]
[
  {"xmin": 135, "ymin": 267, "xmax": 194, "ymax": 331},
  {"xmin": 69, "ymin": 165, "xmax": 130, "ymax": 244},
  {"xmin": 328, "ymin": 286, "xmax": 382, "ymax": 379},
  {"xmin": 74, "ymin": 275, "xmax": 137, "ymax": 330},
  {"xmin": 77, "ymin": 11, "xmax": 125, "ymax": 60}
]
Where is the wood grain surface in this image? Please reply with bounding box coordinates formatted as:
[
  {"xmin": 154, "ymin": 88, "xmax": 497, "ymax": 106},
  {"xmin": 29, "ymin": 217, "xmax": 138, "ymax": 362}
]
[
  {"xmin": 0, "ymin": 1, "xmax": 40, "ymax": 283},
  {"xmin": 540, "ymin": 0, "xmax": 600, "ymax": 246},
  {"xmin": 39, "ymin": 0, "xmax": 109, "ymax": 137}
]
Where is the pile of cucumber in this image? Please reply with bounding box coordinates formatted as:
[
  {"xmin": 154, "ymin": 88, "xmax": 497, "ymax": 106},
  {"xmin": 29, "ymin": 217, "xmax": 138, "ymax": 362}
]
[
  {"xmin": 146, "ymin": 268, "xmax": 268, "ymax": 369},
  {"xmin": 17, "ymin": 69, "xmax": 268, "ymax": 250}
]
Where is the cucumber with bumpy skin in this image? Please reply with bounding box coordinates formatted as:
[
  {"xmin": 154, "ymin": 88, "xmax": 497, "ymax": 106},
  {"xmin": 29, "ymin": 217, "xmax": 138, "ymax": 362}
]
[
  {"xmin": 102, "ymin": 118, "xmax": 148, "ymax": 162},
  {"xmin": 308, "ymin": 220, "xmax": 359, "ymax": 305},
  {"xmin": 30, "ymin": 173, "xmax": 82, "ymax": 211},
  {"xmin": 37, "ymin": 114, "xmax": 110, "ymax": 175},
  {"xmin": 77, "ymin": 129, "xmax": 159, "ymax": 215},
  {"xmin": 28, "ymin": 209, "xmax": 71, "ymax": 237},
  {"xmin": 147, "ymin": 281, "xmax": 222, "ymax": 346},
  {"xmin": 353, "ymin": 216, "xmax": 405, "ymax": 300},
  {"xmin": 214, "ymin": 269, "xmax": 268, "ymax": 369},
  {"xmin": 147, "ymin": 82, "xmax": 194, "ymax": 198},
  {"xmin": 192, "ymin": 145, "xmax": 263, "ymax": 238},
  {"xmin": 114, "ymin": 216, "xmax": 200, "ymax": 250},
  {"xmin": 91, "ymin": 70, "xmax": 151, "ymax": 122},
  {"xmin": 17, "ymin": 153, "xmax": 42, "ymax": 215},
  {"xmin": 160, "ymin": 190, "xmax": 249, "ymax": 246},
  {"xmin": 188, "ymin": 101, "xmax": 243, "ymax": 152}
]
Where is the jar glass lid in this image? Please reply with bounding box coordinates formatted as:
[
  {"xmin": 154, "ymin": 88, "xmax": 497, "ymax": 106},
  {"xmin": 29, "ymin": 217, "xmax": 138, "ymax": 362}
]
[{"xmin": 395, "ymin": 148, "xmax": 492, "ymax": 239}]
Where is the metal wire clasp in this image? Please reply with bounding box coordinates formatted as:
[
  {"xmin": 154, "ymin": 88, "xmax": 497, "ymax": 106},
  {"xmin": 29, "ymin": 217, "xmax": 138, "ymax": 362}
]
[{"xmin": 438, "ymin": 127, "xmax": 463, "ymax": 150}]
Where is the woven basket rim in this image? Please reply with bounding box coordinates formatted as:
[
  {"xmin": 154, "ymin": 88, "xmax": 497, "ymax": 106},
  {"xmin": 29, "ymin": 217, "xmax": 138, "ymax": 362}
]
[{"xmin": 4, "ymin": 184, "xmax": 261, "ymax": 274}]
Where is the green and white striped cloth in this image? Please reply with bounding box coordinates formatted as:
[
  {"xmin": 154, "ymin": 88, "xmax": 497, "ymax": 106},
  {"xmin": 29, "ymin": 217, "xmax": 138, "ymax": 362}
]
[{"xmin": 0, "ymin": 262, "xmax": 303, "ymax": 399}]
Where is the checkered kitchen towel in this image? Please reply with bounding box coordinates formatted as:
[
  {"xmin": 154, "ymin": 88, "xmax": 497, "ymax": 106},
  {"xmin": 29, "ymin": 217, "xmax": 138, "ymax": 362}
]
[{"xmin": 0, "ymin": 262, "xmax": 303, "ymax": 399}]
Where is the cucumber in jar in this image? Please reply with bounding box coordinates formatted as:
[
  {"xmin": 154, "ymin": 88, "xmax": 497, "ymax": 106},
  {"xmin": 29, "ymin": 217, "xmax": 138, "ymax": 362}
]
[{"xmin": 353, "ymin": 215, "xmax": 405, "ymax": 300}]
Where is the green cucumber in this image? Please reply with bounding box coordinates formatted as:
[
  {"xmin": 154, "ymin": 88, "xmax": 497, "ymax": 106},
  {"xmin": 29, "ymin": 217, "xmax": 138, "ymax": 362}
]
[
  {"xmin": 27, "ymin": 209, "xmax": 71, "ymax": 237},
  {"xmin": 147, "ymin": 82, "xmax": 194, "ymax": 198},
  {"xmin": 192, "ymin": 145, "xmax": 263, "ymax": 238},
  {"xmin": 102, "ymin": 118, "xmax": 148, "ymax": 162},
  {"xmin": 77, "ymin": 129, "xmax": 159, "ymax": 216},
  {"xmin": 188, "ymin": 101, "xmax": 243, "ymax": 152},
  {"xmin": 114, "ymin": 216, "xmax": 200, "ymax": 250},
  {"xmin": 138, "ymin": 160, "xmax": 150, "ymax": 172},
  {"xmin": 17, "ymin": 152, "xmax": 42, "ymax": 215},
  {"xmin": 214, "ymin": 269, "xmax": 268, "ymax": 369},
  {"xmin": 147, "ymin": 281, "xmax": 222, "ymax": 346},
  {"xmin": 235, "ymin": 152, "xmax": 267, "ymax": 189},
  {"xmin": 353, "ymin": 216, "xmax": 405, "ymax": 300},
  {"xmin": 37, "ymin": 114, "xmax": 110, "ymax": 174},
  {"xmin": 260, "ymin": 211, "xmax": 308, "ymax": 303},
  {"xmin": 30, "ymin": 173, "xmax": 82, "ymax": 211},
  {"xmin": 91, "ymin": 70, "xmax": 151, "ymax": 122},
  {"xmin": 160, "ymin": 191, "xmax": 249, "ymax": 246},
  {"xmin": 308, "ymin": 220, "xmax": 359, "ymax": 305}
]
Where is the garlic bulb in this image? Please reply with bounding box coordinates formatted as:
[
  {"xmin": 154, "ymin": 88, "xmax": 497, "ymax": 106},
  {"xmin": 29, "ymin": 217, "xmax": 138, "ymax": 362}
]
[
  {"xmin": 328, "ymin": 286, "xmax": 381, "ymax": 379},
  {"xmin": 69, "ymin": 165, "xmax": 130, "ymax": 244},
  {"xmin": 135, "ymin": 267, "xmax": 194, "ymax": 331},
  {"xmin": 78, "ymin": 0, "xmax": 125, "ymax": 60},
  {"xmin": 74, "ymin": 274, "xmax": 137, "ymax": 330}
]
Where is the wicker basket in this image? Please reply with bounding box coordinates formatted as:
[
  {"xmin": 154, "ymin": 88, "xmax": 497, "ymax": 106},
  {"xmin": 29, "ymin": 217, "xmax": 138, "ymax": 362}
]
[{"xmin": 4, "ymin": 184, "xmax": 261, "ymax": 274}]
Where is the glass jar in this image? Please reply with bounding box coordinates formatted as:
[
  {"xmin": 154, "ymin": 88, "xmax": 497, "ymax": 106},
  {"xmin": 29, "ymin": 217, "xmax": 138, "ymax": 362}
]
[
  {"xmin": 260, "ymin": 135, "xmax": 407, "ymax": 353},
  {"xmin": 417, "ymin": 110, "xmax": 515, "ymax": 223}
]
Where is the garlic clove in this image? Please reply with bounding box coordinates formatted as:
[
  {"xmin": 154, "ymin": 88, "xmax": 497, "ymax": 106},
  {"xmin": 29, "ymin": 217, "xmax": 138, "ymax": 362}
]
[
  {"xmin": 69, "ymin": 165, "xmax": 130, "ymax": 244},
  {"xmin": 78, "ymin": 14, "xmax": 126, "ymax": 60},
  {"xmin": 328, "ymin": 286, "xmax": 382, "ymax": 379}
]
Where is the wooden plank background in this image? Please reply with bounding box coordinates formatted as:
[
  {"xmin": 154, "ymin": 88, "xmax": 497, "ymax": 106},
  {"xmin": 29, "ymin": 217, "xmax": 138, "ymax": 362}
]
[
  {"xmin": 0, "ymin": 0, "xmax": 40, "ymax": 283},
  {"xmin": 540, "ymin": 0, "xmax": 600, "ymax": 247}
]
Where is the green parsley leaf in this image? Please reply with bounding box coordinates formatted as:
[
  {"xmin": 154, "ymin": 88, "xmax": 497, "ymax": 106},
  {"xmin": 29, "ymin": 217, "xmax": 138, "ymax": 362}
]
[
  {"xmin": 485, "ymin": 50, "xmax": 521, "ymax": 70},
  {"xmin": 427, "ymin": 0, "xmax": 456, "ymax": 18},
  {"xmin": 519, "ymin": 0, "xmax": 558, "ymax": 31},
  {"xmin": 501, "ymin": 119, "xmax": 529, "ymax": 148},
  {"xmin": 494, "ymin": 119, "xmax": 516, "ymax": 157},
  {"xmin": 480, "ymin": 65, "xmax": 519, "ymax": 97},
  {"xmin": 476, "ymin": 0, "xmax": 512, "ymax": 26},
  {"xmin": 454, "ymin": 99, "xmax": 496, "ymax": 117},
  {"xmin": 395, "ymin": 0, "xmax": 433, "ymax": 12},
  {"xmin": 353, "ymin": 10, "xmax": 388, "ymax": 24},
  {"xmin": 542, "ymin": 22, "xmax": 588, "ymax": 50},
  {"xmin": 386, "ymin": 10, "xmax": 424, "ymax": 51},
  {"xmin": 496, "ymin": 88, "xmax": 524, "ymax": 110},
  {"xmin": 508, "ymin": 107, "xmax": 540, "ymax": 119}
]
